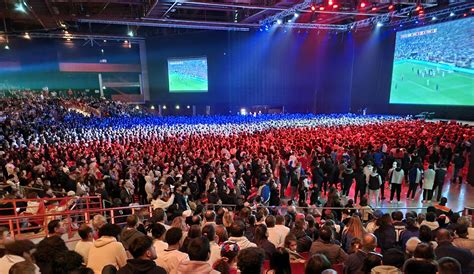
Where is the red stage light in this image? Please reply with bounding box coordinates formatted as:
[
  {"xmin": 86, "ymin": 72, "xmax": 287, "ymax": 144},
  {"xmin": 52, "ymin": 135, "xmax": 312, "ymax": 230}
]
[
  {"xmin": 371, "ymin": 7, "xmax": 377, "ymax": 11},
  {"xmin": 464, "ymin": 13, "xmax": 467, "ymax": 16},
  {"xmin": 328, "ymin": 0, "xmax": 333, "ymax": 6},
  {"xmin": 415, "ymin": 6, "xmax": 421, "ymax": 11},
  {"xmin": 311, "ymin": 5, "xmax": 316, "ymax": 11},
  {"xmin": 471, "ymin": 8, "xmax": 474, "ymax": 12},
  {"xmin": 360, "ymin": 2, "xmax": 366, "ymax": 8},
  {"xmin": 333, "ymin": 4, "xmax": 338, "ymax": 8},
  {"xmin": 388, "ymin": 5, "xmax": 394, "ymax": 10},
  {"xmin": 319, "ymin": 6, "xmax": 325, "ymax": 10}
]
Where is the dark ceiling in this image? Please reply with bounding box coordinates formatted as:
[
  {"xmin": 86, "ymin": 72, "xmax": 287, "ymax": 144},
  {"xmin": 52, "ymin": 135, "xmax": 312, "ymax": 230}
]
[{"xmin": 0, "ymin": 0, "xmax": 472, "ymax": 38}]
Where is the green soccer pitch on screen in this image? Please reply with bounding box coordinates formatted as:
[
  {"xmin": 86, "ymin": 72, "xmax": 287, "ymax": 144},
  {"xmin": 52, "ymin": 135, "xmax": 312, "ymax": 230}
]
[{"xmin": 168, "ymin": 57, "xmax": 208, "ymax": 93}]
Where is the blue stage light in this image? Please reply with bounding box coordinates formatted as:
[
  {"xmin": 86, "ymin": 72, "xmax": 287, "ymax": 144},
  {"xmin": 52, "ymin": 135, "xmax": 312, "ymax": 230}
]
[{"xmin": 276, "ymin": 19, "xmax": 282, "ymax": 25}]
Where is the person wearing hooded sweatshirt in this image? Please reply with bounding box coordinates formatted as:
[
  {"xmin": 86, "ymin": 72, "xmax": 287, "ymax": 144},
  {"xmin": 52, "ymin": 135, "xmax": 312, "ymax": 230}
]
[
  {"xmin": 87, "ymin": 223, "xmax": 128, "ymax": 274},
  {"xmin": 121, "ymin": 215, "xmax": 145, "ymax": 251},
  {"xmin": 117, "ymin": 235, "xmax": 166, "ymax": 274},
  {"xmin": 341, "ymin": 166, "xmax": 355, "ymax": 198},
  {"xmin": 177, "ymin": 237, "xmax": 219, "ymax": 274},
  {"xmin": 368, "ymin": 167, "xmax": 382, "ymax": 207},
  {"xmin": 389, "ymin": 161, "xmax": 404, "ymax": 204}
]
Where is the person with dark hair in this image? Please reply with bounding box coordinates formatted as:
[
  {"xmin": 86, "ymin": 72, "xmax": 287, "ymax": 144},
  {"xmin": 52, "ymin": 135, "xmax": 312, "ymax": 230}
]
[
  {"xmin": 407, "ymin": 163, "xmax": 422, "ymax": 200},
  {"xmin": 52, "ymin": 250, "xmax": 84, "ymax": 274},
  {"xmin": 421, "ymin": 212, "xmax": 440, "ymax": 231},
  {"xmin": 8, "ymin": 261, "xmax": 38, "ymax": 274},
  {"xmin": 86, "ymin": 223, "xmax": 127, "ymax": 274},
  {"xmin": 75, "ymin": 224, "xmax": 94, "ymax": 265},
  {"xmin": 117, "ymin": 236, "xmax": 166, "ymax": 274},
  {"xmin": 34, "ymin": 236, "xmax": 68, "ymax": 274},
  {"xmin": 434, "ymin": 163, "xmax": 447, "ymax": 202},
  {"xmin": 371, "ymin": 248, "xmax": 405, "ymax": 273},
  {"xmin": 344, "ymin": 233, "xmax": 378, "ymax": 274},
  {"xmin": 121, "ymin": 214, "xmax": 146, "ymax": 251},
  {"xmin": 180, "ymin": 224, "xmax": 202, "ymax": 254},
  {"xmin": 202, "ymin": 224, "xmax": 221, "ymax": 266},
  {"xmin": 267, "ymin": 216, "xmax": 284, "ymax": 248},
  {"xmin": 284, "ymin": 233, "xmax": 305, "ymax": 262},
  {"xmin": 228, "ymin": 221, "xmax": 257, "ymax": 250},
  {"xmin": 213, "ymin": 241, "xmax": 240, "ymax": 274},
  {"xmin": 47, "ymin": 219, "xmax": 66, "ymax": 237},
  {"xmin": 0, "ymin": 240, "xmax": 37, "ymax": 273},
  {"xmin": 291, "ymin": 218, "xmax": 312, "ymax": 253},
  {"xmin": 435, "ymin": 197, "xmax": 454, "ymax": 217},
  {"xmin": 237, "ymin": 247, "xmax": 265, "ymax": 274},
  {"xmin": 359, "ymin": 253, "xmax": 382, "ymax": 274},
  {"xmin": 155, "ymin": 227, "xmax": 189, "ymax": 274},
  {"xmin": 438, "ymin": 257, "xmax": 462, "ymax": 274},
  {"xmin": 254, "ymin": 224, "xmax": 277, "ymax": 259},
  {"xmin": 399, "ymin": 217, "xmax": 419, "ymax": 251},
  {"xmin": 404, "ymin": 243, "xmax": 438, "ymax": 274},
  {"xmin": 373, "ymin": 214, "xmax": 397, "ymax": 254},
  {"xmin": 215, "ymin": 225, "xmax": 229, "ymax": 245},
  {"xmin": 149, "ymin": 223, "xmax": 168, "ymax": 254},
  {"xmin": 150, "ymin": 208, "xmax": 170, "ymax": 230},
  {"xmin": 177, "ymin": 237, "xmax": 218, "ymax": 274},
  {"xmin": 435, "ymin": 229, "xmax": 474, "ymax": 274},
  {"xmin": 310, "ymin": 226, "xmax": 347, "ymax": 264},
  {"xmin": 266, "ymin": 247, "xmax": 291, "ymax": 274},
  {"xmin": 305, "ymin": 254, "xmax": 332, "ymax": 274},
  {"xmin": 453, "ymin": 224, "xmax": 474, "ymax": 254}
]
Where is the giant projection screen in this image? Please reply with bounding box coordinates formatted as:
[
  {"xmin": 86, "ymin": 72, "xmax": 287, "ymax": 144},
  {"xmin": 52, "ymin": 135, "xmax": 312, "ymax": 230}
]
[
  {"xmin": 167, "ymin": 57, "xmax": 208, "ymax": 92},
  {"xmin": 389, "ymin": 17, "xmax": 474, "ymax": 106}
]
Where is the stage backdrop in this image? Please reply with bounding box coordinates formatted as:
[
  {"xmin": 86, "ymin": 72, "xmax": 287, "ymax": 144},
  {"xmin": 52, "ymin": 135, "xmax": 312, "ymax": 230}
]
[{"xmin": 146, "ymin": 30, "xmax": 353, "ymax": 114}]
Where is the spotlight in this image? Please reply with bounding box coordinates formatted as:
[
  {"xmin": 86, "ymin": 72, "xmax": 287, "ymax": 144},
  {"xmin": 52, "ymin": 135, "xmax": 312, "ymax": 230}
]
[
  {"xmin": 471, "ymin": 7, "xmax": 474, "ymax": 12},
  {"xmin": 432, "ymin": 16, "xmax": 436, "ymax": 20},
  {"xmin": 162, "ymin": 105, "xmax": 167, "ymax": 110},
  {"xmin": 371, "ymin": 7, "xmax": 377, "ymax": 11},
  {"xmin": 186, "ymin": 105, "xmax": 190, "ymax": 109},
  {"xmin": 124, "ymin": 40, "xmax": 128, "ymax": 43},
  {"xmin": 150, "ymin": 105, "xmax": 155, "ymax": 110},
  {"xmin": 399, "ymin": 24, "xmax": 403, "ymax": 27},
  {"xmin": 388, "ymin": 4, "xmax": 394, "ymax": 10},
  {"xmin": 23, "ymin": 32, "xmax": 31, "ymax": 39},
  {"xmin": 360, "ymin": 2, "xmax": 366, "ymax": 8},
  {"xmin": 127, "ymin": 30, "xmax": 134, "ymax": 37},
  {"xmin": 240, "ymin": 108, "xmax": 247, "ymax": 116},
  {"xmin": 175, "ymin": 105, "xmax": 180, "ymax": 110},
  {"xmin": 103, "ymin": 39, "xmax": 107, "ymax": 42},
  {"xmin": 415, "ymin": 20, "xmax": 419, "ymax": 24},
  {"xmin": 4, "ymin": 44, "xmax": 10, "ymax": 50},
  {"xmin": 319, "ymin": 7, "xmax": 325, "ymax": 10},
  {"xmin": 333, "ymin": 4, "xmax": 338, "ymax": 8},
  {"xmin": 450, "ymin": 12, "xmax": 455, "ymax": 16},
  {"xmin": 66, "ymin": 38, "xmax": 71, "ymax": 41},
  {"xmin": 135, "ymin": 105, "xmax": 140, "ymax": 110},
  {"xmin": 101, "ymin": 49, "xmax": 104, "ymax": 53},
  {"xmin": 294, "ymin": 13, "xmax": 299, "ymax": 18},
  {"xmin": 287, "ymin": 19, "xmax": 292, "ymax": 23},
  {"xmin": 311, "ymin": 5, "xmax": 316, "ymax": 11},
  {"xmin": 415, "ymin": 6, "xmax": 422, "ymax": 11},
  {"xmin": 14, "ymin": 2, "xmax": 27, "ymax": 13},
  {"xmin": 328, "ymin": 0, "xmax": 333, "ymax": 6},
  {"xmin": 376, "ymin": 22, "xmax": 383, "ymax": 27},
  {"xmin": 276, "ymin": 19, "xmax": 282, "ymax": 24}
]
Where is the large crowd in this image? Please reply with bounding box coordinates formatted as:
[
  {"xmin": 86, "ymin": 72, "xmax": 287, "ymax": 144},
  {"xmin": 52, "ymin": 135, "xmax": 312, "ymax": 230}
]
[{"xmin": 0, "ymin": 93, "xmax": 473, "ymax": 274}]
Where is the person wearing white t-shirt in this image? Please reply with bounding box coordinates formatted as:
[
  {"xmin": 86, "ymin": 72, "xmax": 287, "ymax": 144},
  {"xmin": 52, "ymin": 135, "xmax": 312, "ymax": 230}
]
[
  {"xmin": 202, "ymin": 224, "xmax": 221, "ymax": 267},
  {"xmin": 155, "ymin": 227, "xmax": 189, "ymax": 274},
  {"xmin": 266, "ymin": 216, "xmax": 285, "ymax": 247},
  {"xmin": 150, "ymin": 223, "xmax": 168, "ymax": 254}
]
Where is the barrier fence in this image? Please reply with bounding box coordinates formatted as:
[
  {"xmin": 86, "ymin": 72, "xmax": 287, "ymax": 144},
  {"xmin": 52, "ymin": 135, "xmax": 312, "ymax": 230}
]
[{"xmin": 0, "ymin": 197, "xmax": 470, "ymax": 241}]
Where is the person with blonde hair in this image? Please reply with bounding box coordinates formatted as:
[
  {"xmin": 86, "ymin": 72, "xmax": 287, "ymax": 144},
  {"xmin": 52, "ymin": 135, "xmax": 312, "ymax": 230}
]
[
  {"xmin": 342, "ymin": 216, "xmax": 366, "ymax": 252},
  {"xmin": 223, "ymin": 211, "xmax": 234, "ymax": 230}
]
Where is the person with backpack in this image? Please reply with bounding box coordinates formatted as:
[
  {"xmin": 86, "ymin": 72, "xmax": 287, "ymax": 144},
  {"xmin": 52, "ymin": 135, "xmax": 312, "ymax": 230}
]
[{"xmin": 368, "ymin": 167, "xmax": 382, "ymax": 207}]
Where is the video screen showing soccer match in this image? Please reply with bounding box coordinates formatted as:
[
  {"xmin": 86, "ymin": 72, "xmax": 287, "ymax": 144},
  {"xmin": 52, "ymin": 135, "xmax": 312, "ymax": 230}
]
[
  {"xmin": 389, "ymin": 17, "xmax": 474, "ymax": 106},
  {"xmin": 168, "ymin": 57, "xmax": 208, "ymax": 92}
]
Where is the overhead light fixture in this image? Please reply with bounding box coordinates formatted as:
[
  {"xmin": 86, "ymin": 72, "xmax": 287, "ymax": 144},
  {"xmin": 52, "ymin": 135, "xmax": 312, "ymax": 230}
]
[
  {"xmin": 4, "ymin": 44, "xmax": 10, "ymax": 50},
  {"xmin": 432, "ymin": 16, "xmax": 436, "ymax": 20},
  {"xmin": 127, "ymin": 30, "xmax": 134, "ymax": 37},
  {"xmin": 360, "ymin": 2, "xmax": 366, "ymax": 8},
  {"xmin": 150, "ymin": 105, "xmax": 155, "ymax": 110},
  {"xmin": 319, "ymin": 6, "xmax": 325, "ymax": 10},
  {"xmin": 186, "ymin": 105, "xmax": 190, "ymax": 109},
  {"xmin": 333, "ymin": 4, "xmax": 338, "ymax": 9},
  {"xmin": 23, "ymin": 32, "xmax": 31, "ymax": 39},
  {"xmin": 162, "ymin": 105, "xmax": 167, "ymax": 110},
  {"xmin": 14, "ymin": 2, "xmax": 27, "ymax": 13},
  {"xmin": 376, "ymin": 22, "xmax": 383, "ymax": 27},
  {"xmin": 175, "ymin": 105, "xmax": 180, "ymax": 110},
  {"xmin": 311, "ymin": 5, "xmax": 316, "ymax": 11},
  {"xmin": 276, "ymin": 19, "xmax": 282, "ymax": 24},
  {"xmin": 388, "ymin": 4, "xmax": 394, "ymax": 10},
  {"xmin": 294, "ymin": 13, "xmax": 299, "ymax": 18},
  {"xmin": 450, "ymin": 12, "xmax": 455, "ymax": 16}
]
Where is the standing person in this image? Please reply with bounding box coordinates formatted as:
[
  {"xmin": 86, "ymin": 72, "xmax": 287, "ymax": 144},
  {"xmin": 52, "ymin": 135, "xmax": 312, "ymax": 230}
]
[
  {"xmin": 407, "ymin": 163, "xmax": 422, "ymax": 200},
  {"xmin": 434, "ymin": 163, "xmax": 447, "ymax": 202},
  {"xmin": 389, "ymin": 162, "xmax": 404, "ymax": 204},
  {"xmin": 452, "ymin": 153, "xmax": 465, "ymax": 184},
  {"xmin": 176, "ymin": 237, "xmax": 219, "ymax": 274},
  {"xmin": 422, "ymin": 165, "xmax": 436, "ymax": 203},
  {"xmin": 353, "ymin": 166, "xmax": 366, "ymax": 204},
  {"xmin": 279, "ymin": 163, "xmax": 289, "ymax": 198},
  {"xmin": 155, "ymin": 227, "xmax": 189, "ymax": 274},
  {"xmin": 341, "ymin": 166, "xmax": 355, "ymax": 198},
  {"xmin": 368, "ymin": 167, "xmax": 382, "ymax": 207}
]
